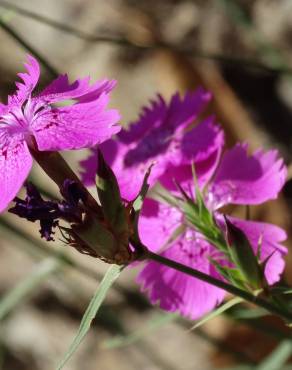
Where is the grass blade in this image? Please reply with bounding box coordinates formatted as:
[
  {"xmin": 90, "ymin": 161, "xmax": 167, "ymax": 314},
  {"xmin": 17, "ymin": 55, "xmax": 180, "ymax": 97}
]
[
  {"xmin": 190, "ymin": 297, "xmax": 243, "ymax": 331},
  {"xmin": 56, "ymin": 264, "xmax": 123, "ymax": 370}
]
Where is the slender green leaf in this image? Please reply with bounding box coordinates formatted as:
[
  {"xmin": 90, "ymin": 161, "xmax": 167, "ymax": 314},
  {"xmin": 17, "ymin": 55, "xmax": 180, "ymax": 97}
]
[
  {"xmin": 103, "ymin": 312, "xmax": 178, "ymax": 349},
  {"xmin": 56, "ymin": 264, "xmax": 123, "ymax": 370},
  {"xmin": 0, "ymin": 258, "xmax": 60, "ymax": 320},
  {"xmin": 256, "ymin": 340, "xmax": 292, "ymax": 370},
  {"xmin": 190, "ymin": 297, "xmax": 243, "ymax": 331},
  {"xmin": 151, "ymin": 184, "xmax": 180, "ymax": 208}
]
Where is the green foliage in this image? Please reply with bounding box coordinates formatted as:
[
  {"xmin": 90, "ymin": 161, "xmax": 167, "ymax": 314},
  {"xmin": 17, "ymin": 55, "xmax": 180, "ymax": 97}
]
[
  {"xmin": 190, "ymin": 297, "xmax": 243, "ymax": 331},
  {"xmin": 176, "ymin": 181, "xmax": 226, "ymax": 252},
  {"xmin": 56, "ymin": 264, "xmax": 123, "ymax": 370},
  {"xmin": 167, "ymin": 179, "xmax": 267, "ymax": 293}
]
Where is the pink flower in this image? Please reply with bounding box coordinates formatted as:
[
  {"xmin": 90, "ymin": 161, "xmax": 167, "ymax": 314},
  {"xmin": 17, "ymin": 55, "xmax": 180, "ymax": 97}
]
[
  {"xmin": 80, "ymin": 87, "xmax": 287, "ymax": 319},
  {"xmin": 138, "ymin": 144, "xmax": 287, "ymax": 319},
  {"xmin": 0, "ymin": 55, "xmax": 120, "ymax": 211},
  {"xmin": 80, "ymin": 89, "xmax": 224, "ymax": 200}
]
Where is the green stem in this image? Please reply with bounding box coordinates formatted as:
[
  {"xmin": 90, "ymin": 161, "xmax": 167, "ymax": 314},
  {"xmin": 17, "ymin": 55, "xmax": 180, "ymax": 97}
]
[{"xmin": 145, "ymin": 250, "xmax": 292, "ymax": 323}]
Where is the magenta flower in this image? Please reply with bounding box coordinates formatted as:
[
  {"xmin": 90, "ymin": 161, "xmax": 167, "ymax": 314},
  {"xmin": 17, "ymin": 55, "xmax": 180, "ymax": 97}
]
[
  {"xmin": 80, "ymin": 89, "xmax": 224, "ymax": 200},
  {"xmin": 137, "ymin": 144, "xmax": 287, "ymax": 319},
  {"xmin": 0, "ymin": 55, "xmax": 120, "ymax": 211},
  {"xmin": 80, "ymin": 87, "xmax": 287, "ymax": 319}
]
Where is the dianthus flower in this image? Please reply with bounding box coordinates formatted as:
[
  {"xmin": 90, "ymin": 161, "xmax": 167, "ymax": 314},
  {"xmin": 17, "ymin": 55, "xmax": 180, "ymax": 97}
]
[
  {"xmin": 137, "ymin": 144, "xmax": 287, "ymax": 319},
  {"xmin": 80, "ymin": 89, "xmax": 223, "ymax": 200},
  {"xmin": 80, "ymin": 89, "xmax": 287, "ymax": 319},
  {"xmin": 0, "ymin": 55, "xmax": 120, "ymax": 211}
]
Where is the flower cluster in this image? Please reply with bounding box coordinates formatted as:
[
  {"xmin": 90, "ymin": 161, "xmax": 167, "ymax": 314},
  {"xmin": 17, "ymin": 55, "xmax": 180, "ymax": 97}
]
[
  {"xmin": 80, "ymin": 89, "xmax": 223, "ymax": 200},
  {"xmin": 4, "ymin": 55, "xmax": 288, "ymax": 320},
  {"xmin": 81, "ymin": 90, "xmax": 287, "ymax": 319}
]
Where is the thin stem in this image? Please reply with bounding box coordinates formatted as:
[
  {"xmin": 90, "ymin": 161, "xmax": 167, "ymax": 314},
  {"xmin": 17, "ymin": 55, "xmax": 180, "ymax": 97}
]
[
  {"xmin": 146, "ymin": 250, "xmax": 292, "ymax": 323},
  {"xmin": 0, "ymin": 17, "xmax": 58, "ymax": 77}
]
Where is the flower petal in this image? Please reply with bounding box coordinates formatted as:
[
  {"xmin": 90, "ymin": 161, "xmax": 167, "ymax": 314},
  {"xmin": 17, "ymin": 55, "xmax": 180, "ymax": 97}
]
[
  {"xmin": 180, "ymin": 116, "xmax": 224, "ymax": 163},
  {"xmin": 210, "ymin": 144, "xmax": 287, "ymax": 207},
  {"xmin": 137, "ymin": 237, "xmax": 226, "ymax": 320},
  {"xmin": 0, "ymin": 103, "xmax": 6, "ymax": 116},
  {"xmin": 118, "ymin": 95, "xmax": 167, "ymax": 143},
  {"xmin": 139, "ymin": 198, "xmax": 182, "ymax": 251},
  {"xmin": 137, "ymin": 192, "xmax": 226, "ymax": 319},
  {"xmin": 119, "ymin": 88, "xmax": 211, "ymax": 144},
  {"xmin": 81, "ymin": 140, "xmax": 167, "ymax": 200},
  {"xmin": 227, "ymin": 216, "xmax": 287, "ymax": 285},
  {"xmin": 118, "ymin": 90, "xmax": 217, "ymax": 196},
  {"xmin": 0, "ymin": 136, "xmax": 32, "ymax": 212},
  {"xmin": 31, "ymin": 95, "xmax": 120, "ymax": 151},
  {"xmin": 12, "ymin": 55, "xmax": 40, "ymax": 104},
  {"xmin": 40, "ymin": 75, "xmax": 116, "ymax": 103},
  {"xmin": 79, "ymin": 90, "xmax": 221, "ymax": 200},
  {"xmin": 80, "ymin": 140, "xmax": 121, "ymax": 185},
  {"xmin": 159, "ymin": 149, "xmax": 222, "ymax": 193}
]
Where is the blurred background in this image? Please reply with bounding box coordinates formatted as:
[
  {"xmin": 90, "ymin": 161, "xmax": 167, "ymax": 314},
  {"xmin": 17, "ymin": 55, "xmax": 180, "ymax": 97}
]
[{"xmin": 1, "ymin": 0, "xmax": 292, "ymax": 369}]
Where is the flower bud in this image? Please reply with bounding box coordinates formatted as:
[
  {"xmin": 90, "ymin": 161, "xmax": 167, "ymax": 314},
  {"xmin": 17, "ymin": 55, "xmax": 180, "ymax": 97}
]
[
  {"xmin": 96, "ymin": 149, "xmax": 128, "ymax": 236},
  {"xmin": 71, "ymin": 215, "xmax": 132, "ymax": 264},
  {"xmin": 224, "ymin": 216, "xmax": 263, "ymax": 289}
]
